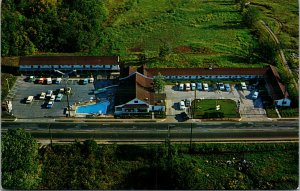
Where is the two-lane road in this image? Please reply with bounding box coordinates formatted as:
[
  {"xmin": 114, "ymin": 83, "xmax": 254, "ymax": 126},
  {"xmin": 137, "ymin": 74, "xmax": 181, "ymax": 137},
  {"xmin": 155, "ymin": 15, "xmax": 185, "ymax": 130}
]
[{"xmin": 2, "ymin": 121, "xmax": 298, "ymax": 143}]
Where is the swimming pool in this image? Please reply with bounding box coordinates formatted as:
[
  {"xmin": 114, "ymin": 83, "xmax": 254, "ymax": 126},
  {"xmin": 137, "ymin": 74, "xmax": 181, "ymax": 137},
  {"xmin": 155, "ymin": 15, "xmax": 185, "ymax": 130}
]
[{"xmin": 75, "ymin": 101, "xmax": 110, "ymax": 114}]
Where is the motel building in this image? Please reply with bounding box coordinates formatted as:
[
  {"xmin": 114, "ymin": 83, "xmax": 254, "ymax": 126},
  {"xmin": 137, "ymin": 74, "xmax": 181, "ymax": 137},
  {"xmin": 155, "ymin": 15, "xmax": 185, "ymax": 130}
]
[{"xmin": 19, "ymin": 56, "xmax": 121, "ymax": 78}]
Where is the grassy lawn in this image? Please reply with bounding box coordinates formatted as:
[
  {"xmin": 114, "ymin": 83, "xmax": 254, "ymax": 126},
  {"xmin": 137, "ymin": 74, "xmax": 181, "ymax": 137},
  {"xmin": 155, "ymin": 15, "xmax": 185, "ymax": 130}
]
[
  {"xmin": 192, "ymin": 99, "xmax": 240, "ymax": 119},
  {"xmin": 265, "ymin": 107, "xmax": 278, "ymax": 118},
  {"xmin": 250, "ymin": 0, "xmax": 298, "ymax": 50},
  {"xmin": 99, "ymin": 0, "xmax": 267, "ymax": 68},
  {"xmin": 278, "ymin": 107, "xmax": 299, "ymax": 118},
  {"xmin": 250, "ymin": 0, "xmax": 299, "ymax": 74}
]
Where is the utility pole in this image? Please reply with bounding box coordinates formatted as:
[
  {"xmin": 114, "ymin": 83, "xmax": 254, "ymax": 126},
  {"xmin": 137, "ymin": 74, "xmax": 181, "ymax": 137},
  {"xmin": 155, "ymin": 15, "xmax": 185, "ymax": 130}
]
[
  {"xmin": 190, "ymin": 122, "xmax": 193, "ymax": 152},
  {"xmin": 48, "ymin": 124, "xmax": 52, "ymax": 147},
  {"xmin": 6, "ymin": 78, "xmax": 10, "ymax": 92},
  {"xmin": 65, "ymin": 75, "xmax": 71, "ymax": 117},
  {"xmin": 54, "ymin": 70, "xmax": 76, "ymax": 118},
  {"xmin": 193, "ymin": 87, "xmax": 197, "ymax": 119}
]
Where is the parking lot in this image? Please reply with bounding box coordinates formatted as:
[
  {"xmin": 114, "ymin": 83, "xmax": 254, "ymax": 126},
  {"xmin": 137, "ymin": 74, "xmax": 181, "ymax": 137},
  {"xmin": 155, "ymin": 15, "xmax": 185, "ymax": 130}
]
[
  {"xmin": 10, "ymin": 77, "xmax": 95, "ymax": 118},
  {"xmin": 165, "ymin": 82, "xmax": 266, "ymax": 120}
]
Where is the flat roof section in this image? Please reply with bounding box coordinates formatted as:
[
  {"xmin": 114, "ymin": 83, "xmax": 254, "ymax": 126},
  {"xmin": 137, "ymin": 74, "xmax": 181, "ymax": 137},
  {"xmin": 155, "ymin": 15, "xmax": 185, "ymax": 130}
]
[{"xmin": 20, "ymin": 56, "xmax": 119, "ymax": 66}]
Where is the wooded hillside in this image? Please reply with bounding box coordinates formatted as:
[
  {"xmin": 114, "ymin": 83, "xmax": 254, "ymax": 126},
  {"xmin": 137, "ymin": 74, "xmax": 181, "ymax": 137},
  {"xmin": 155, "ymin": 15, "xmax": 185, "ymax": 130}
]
[{"xmin": 1, "ymin": 0, "xmax": 108, "ymax": 56}]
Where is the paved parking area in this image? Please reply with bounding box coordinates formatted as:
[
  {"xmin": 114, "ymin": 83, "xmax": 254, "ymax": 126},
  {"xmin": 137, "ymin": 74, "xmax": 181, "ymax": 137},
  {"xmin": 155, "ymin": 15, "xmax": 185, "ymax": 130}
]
[
  {"xmin": 10, "ymin": 77, "xmax": 94, "ymax": 118},
  {"xmin": 165, "ymin": 83, "xmax": 266, "ymax": 120}
]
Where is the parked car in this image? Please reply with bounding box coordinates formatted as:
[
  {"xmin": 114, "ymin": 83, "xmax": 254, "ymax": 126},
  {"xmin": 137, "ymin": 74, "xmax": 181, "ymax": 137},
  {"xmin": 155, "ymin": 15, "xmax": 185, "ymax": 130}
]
[
  {"xmin": 80, "ymin": 78, "xmax": 89, "ymax": 85},
  {"xmin": 46, "ymin": 101, "xmax": 54, "ymax": 108},
  {"xmin": 225, "ymin": 84, "xmax": 231, "ymax": 91},
  {"xmin": 179, "ymin": 101, "xmax": 186, "ymax": 110},
  {"xmin": 46, "ymin": 77, "xmax": 52, "ymax": 84},
  {"xmin": 55, "ymin": 78, "xmax": 62, "ymax": 84},
  {"xmin": 37, "ymin": 78, "xmax": 44, "ymax": 84},
  {"xmin": 46, "ymin": 90, "xmax": 53, "ymax": 98},
  {"xmin": 59, "ymin": 88, "xmax": 65, "ymax": 93},
  {"xmin": 241, "ymin": 82, "xmax": 247, "ymax": 90},
  {"xmin": 197, "ymin": 82, "xmax": 202, "ymax": 90},
  {"xmin": 185, "ymin": 83, "xmax": 191, "ymax": 91},
  {"xmin": 179, "ymin": 83, "xmax": 184, "ymax": 91},
  {"xmin": 56, "ymin": 93, "xmax": 63, "ymax": 101},
  {"xmin": 180, "ymin": 112, "xmax": 189, "ymax": 121},
  {"xmin": 26, "ymin": 96, "xmax": 34, "ymax": 104},
  {"xmin": 28, "ymin": 76, "xmax": 35, "ymax": 82},
  {"xmin": 185, "ymin": 98, "xmax": 192, "ymax": 107},
  {"xmin": 252, "ymin": 91, "xmax": 259, "ymax": 99},
  {"xmin": 191, "ymin": 83, "xmax": 196, "ymax": 90},
  {"xmin": 218, "ymin": 83, "xmax": 225, "ymax": 91},
  {"xmin": 39, "ymin": 92, "xmax": 46, "ymax": 100},
  {"xmin": 203, "ymin": 83, "xmax": 209, "ymax": 91},
  {"xmin": 89, "ymin": 78, "xmax": 94, "ymax": 83},
  {"xmin": 50, "ymin": 95, "xmax": 56, "ymax": 101}
]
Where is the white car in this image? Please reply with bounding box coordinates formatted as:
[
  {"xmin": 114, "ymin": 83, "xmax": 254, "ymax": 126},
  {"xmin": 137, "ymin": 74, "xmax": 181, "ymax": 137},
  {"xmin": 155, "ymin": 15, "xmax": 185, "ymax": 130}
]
[
  {"xmin": 50, "ymin": 95, "xmax": 56, "ymax": 101},
  {"xmin": 46, "ymin": 77, "xmax": 52, "ymax": 84},
  {"xmin": 218, "ymin": 83, "xmax": 225, "ymax": 91},
  {"xmin": 46, "ymin": 101, "xmax": 54, "ymax": 108},
  {"xmin": 179, "ymin": 83, "xmax": 184, "ymax": 91},
  {"xmin": 252, "ymin": 91, "xmax": 259, "ymax": 99},
  {"xmin": 191, "ymin": 83, "xmax": 196, "ymax": 91},
  {"xmin": 203, "ymin": 83, "xmax": 209, "ymax": 91},
  {"xmin": 55, "ymin": 78, "xmax": 62, "ymax": 84},
  {"xmin": 185, "ymin": 83, "xmax": 191, "ymax": 91},
  {"xmin": 241, "ymin": 82, "xmax": 247, "ymax": 90},
  {"xmin": 39, "ymin": 92, "xmax": 46, "ymax": 100},
  {"xmin": 179, "ymin": 101, "xmax": 186, "ymax": 110},
  {"xmin": 26, "ymin": 96, "xmax": 34, "ymax": 104}
]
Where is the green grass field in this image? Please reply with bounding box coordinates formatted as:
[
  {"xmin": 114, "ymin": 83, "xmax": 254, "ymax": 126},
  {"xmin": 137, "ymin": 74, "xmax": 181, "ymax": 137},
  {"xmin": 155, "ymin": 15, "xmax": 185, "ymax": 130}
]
[
  {"xmin": 193, "ymin": 99, "xmax": 240, "ymax": 119},
  {"xmin": 99, "ymin": 0, "xmax": 267, "ymax": 68},
  {"xmin": 250, "ymin": 0, "xmax": 299, "ymax": 72}
]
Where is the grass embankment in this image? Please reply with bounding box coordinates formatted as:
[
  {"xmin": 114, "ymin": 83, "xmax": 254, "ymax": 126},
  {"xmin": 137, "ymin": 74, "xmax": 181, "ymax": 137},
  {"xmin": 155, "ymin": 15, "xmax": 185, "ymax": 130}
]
[
  {"xmin": 1, "ymin": 73, "xmax": 17, "ymax": 100},
  {"xmin": 249, "ymin": 0, "xmax": 299, "ymax": 102},
  {"xmin": 37, "ymin": 142, "xmax": 298, "ymax": 190},
  {"xmin": 193, "ymin": 99, "xmax": 240, "ymax": 119},
  {"xmin": 250, "ymin": 0, "xmax": 298, "ymax": 56},
  {"xmin": 100, "ymin": 0, "xmax": 266, "ymax": 68}
]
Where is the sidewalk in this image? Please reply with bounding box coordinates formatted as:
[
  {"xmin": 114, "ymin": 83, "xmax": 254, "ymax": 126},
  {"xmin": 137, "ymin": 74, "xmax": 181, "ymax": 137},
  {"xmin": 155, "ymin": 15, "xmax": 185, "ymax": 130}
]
[{"xmin": 2, "ymin": 116, "xmax": 298, "ymax": 123}]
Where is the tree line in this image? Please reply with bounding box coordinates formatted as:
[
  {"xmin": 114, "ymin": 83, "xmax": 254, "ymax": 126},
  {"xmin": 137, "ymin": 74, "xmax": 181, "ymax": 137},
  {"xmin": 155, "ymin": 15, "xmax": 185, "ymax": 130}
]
[{"xmin": 1, "ymin": 0, "xmax": 108, "ymax": 56}]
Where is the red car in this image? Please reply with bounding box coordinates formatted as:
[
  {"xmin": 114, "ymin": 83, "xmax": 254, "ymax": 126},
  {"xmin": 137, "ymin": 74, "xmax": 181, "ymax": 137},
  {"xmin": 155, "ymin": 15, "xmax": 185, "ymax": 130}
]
[{"xmin": 37, "ymin": 78, "xmax": 44, "ymax": 84}]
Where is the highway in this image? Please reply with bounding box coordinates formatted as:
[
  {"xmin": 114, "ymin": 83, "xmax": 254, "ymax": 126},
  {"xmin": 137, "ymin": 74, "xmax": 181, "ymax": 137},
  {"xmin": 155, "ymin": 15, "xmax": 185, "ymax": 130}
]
[{"xmin": 2, "ymin": 121, "xmax": 298, "ymax": 143}]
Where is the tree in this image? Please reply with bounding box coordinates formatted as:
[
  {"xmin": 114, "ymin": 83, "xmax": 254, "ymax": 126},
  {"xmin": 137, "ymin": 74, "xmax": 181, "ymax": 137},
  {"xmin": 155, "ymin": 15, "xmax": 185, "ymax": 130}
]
[
  {"xmin": 239, "ymin": 0, "xmax": 247, "ymax": 12},
  {"xmin": 242, "ymin": 7, "xmax": 261, "ymax": 28},
  {"xmin": 153, "ymin": 72, "xmax": 166, "ymax": 93},
  {"xmin": 2, "ymin": 128, "xmax": 40, "ymax": 189}
]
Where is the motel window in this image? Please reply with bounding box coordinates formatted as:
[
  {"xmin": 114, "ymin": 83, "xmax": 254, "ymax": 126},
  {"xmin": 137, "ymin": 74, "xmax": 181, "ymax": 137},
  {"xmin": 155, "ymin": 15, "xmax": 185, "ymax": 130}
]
[{"xmin": 138, "ymin": 108, "xmax": 147, "ymax": 112}]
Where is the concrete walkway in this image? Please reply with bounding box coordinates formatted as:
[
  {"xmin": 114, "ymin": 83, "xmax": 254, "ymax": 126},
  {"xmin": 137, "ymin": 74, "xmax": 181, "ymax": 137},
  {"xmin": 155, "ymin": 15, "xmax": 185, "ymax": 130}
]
[{"xmin": 3, "ymin": 116, "xmax": 298, "ymax": 124}]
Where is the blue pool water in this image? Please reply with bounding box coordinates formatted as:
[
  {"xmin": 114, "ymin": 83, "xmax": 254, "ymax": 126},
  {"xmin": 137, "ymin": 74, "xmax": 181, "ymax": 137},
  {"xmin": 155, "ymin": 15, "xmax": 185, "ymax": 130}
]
[{"xmin": 76, "ymin": 101, "xmax": 110, "ymax": 114}]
